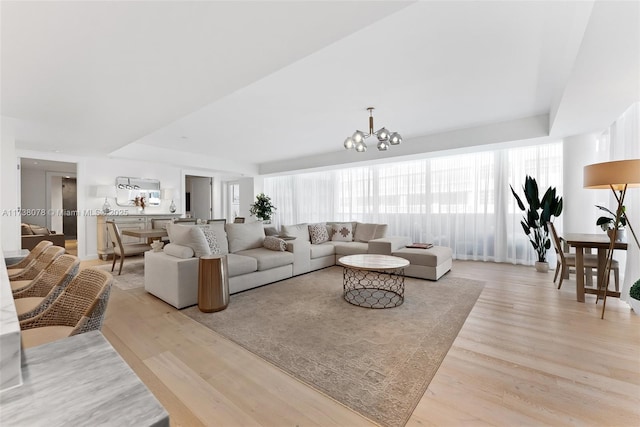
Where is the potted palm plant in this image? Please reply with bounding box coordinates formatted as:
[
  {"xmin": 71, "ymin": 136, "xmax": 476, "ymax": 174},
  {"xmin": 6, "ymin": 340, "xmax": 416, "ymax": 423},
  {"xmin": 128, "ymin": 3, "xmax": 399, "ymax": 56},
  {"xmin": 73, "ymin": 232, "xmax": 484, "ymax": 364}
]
[
  {"xmin": 249, "ymin": 193, "xmax": 277, "ymax": 223},
  {"xmin": 510, "ymin": 176, "xmax": 563, "ymax": 272}
]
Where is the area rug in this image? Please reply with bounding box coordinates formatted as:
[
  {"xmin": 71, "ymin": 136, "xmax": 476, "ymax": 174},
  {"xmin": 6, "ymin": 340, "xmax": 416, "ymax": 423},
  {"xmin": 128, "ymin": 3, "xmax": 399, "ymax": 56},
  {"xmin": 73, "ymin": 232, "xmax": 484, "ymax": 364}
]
[
  {"xmin": 96, "ymin": 258, "xmax": 145, "ymax": 290},
  {"xmin": 182, "ymin": 266, "xmax": 484, "ymax": 427}
]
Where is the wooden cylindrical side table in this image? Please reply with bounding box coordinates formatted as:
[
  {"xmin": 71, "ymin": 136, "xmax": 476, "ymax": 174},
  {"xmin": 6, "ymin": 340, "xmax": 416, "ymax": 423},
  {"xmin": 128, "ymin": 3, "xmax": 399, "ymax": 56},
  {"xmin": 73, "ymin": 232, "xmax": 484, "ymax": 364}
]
[{"xmin": 198, "ymin": 255, "xmax": 229, "ymax": 312}]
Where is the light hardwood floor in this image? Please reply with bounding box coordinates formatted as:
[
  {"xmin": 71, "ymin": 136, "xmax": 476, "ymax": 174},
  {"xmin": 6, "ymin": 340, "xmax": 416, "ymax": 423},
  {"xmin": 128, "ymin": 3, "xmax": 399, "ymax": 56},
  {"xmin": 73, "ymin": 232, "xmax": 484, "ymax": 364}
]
[{"xmin": 90, "ymin": 259, "xmax": 640, "ymax": 426}]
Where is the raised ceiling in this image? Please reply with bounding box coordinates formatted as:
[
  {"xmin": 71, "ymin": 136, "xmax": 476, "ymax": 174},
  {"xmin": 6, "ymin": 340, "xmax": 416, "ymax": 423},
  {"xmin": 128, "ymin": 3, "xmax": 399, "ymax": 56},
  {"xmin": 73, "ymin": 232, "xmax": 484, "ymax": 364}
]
[{"xmin": 2, "ymin": 1, "xmax": 638, "ymax": 174}]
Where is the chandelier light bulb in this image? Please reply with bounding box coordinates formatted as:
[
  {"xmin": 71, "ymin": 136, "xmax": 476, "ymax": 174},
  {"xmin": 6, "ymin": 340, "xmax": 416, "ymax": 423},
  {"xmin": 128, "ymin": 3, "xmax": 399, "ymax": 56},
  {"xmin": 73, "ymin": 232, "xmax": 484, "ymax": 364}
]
[
  {"xmin": 377, "ymin": 127, "xmax": 390, "ymax": 142},
  {"xmin": 355, "ymin": 141, "xmax": 367, "ymax": 152},
  {"xmin": 344, "ymin": 137, "xmax": 355, "ymax": 150},
  {"xmin": 377, "ymin": 140, "xmax": 389, "ymax": 151},
  {"xmin": 352, "ymin": 130, "xmax": 365, "ymax": 144},
  {"xmin": 389, "ymin": 132, "xmax": 402, "ymax": 145}
]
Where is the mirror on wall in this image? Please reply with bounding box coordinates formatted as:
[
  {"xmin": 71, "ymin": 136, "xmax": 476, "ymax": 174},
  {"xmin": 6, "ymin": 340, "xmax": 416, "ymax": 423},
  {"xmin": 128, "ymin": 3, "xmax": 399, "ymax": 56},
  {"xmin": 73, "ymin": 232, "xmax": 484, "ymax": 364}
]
[{"xmin": 115, "ymin": 177, "xmax": 161, "ymax": 206}]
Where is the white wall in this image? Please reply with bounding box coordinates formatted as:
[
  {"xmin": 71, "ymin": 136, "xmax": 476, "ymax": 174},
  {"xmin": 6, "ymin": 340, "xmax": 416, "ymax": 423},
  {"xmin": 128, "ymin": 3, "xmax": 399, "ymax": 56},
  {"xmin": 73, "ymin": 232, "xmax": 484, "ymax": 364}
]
[
  {"xmin": 79, "ymin": 156, "xmax": 184, "ymax": 259},
  {"xmin": 562, "ymin": 133, "xmax": 602, "ymax": 234},
  {"xmin": 0, "ymin": 119, "xmax": 20, "ymax": 251},
  {"xmin": 238, "ymin": 177, "xmax": 255, "ymax": 220}
]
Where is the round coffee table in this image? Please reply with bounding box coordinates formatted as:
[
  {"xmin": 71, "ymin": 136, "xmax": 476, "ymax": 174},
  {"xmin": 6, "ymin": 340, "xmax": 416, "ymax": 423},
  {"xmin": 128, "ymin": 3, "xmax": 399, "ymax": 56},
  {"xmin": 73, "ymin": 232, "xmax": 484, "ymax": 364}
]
[{"xmin": 339, "ymin": 254, "xmax": 409, "ymax": 309}]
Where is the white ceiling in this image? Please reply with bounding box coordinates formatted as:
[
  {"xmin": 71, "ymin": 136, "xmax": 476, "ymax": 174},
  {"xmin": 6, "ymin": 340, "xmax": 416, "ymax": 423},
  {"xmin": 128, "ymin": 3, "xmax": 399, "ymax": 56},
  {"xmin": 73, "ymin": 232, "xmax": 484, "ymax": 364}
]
[{"xmin": 2, "ymin": 1, "xmax": 638, "ymax": 174}]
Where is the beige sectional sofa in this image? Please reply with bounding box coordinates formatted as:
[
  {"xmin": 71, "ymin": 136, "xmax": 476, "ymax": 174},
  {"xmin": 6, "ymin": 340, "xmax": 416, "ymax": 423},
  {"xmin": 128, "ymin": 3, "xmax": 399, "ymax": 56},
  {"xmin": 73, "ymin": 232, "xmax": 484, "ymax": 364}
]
[{"xmin": 144, "ymin": 221, "xmax": 451, "ymax": 309}]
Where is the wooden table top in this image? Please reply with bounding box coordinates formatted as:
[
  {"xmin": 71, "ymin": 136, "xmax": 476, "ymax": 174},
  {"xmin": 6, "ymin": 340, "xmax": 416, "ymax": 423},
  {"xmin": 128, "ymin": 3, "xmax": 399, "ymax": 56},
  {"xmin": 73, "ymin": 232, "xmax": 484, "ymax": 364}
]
[
  {"xmin": 565, "ymin": 233, "xmax": 628, "ymax": 250},
  {"xmin": 338, "ymin": 254, "xmax": 410, "ymax": 270}
]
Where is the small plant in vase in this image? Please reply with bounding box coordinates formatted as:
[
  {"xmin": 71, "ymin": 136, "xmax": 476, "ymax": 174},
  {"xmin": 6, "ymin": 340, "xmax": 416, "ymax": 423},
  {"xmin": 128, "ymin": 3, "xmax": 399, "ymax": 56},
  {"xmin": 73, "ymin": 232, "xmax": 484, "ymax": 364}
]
[
  {"xmin": 249, "ymin": 193, "xmax": 277, "ymax": 223},
  {"xmin": 596, "ymin": 204, "xmax": 627, "ymax": 242}
]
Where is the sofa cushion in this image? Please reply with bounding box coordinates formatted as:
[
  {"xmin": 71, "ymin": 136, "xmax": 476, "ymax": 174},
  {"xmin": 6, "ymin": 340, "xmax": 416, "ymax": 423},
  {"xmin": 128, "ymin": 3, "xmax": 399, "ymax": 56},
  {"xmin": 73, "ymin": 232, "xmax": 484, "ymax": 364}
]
[
  {"xmin": 226, "ymin": 253, "xmax": 258, "ymax": 276},
  {"xmin": 354, "ymin": 223, "xmax": 378, "ymax": 242},
  {"xmin": 331, "ymin": 241, "xmax": 369, "ymax": 256},
  {"xmin": 163, "ymin": 243, "xmax": 195, "ymax": 259},
  {"xmin": 21, "ymin": 223, "xmax": 34, "ymax": 235},
  {"xmin": 281, "ymin": 223, "xmax": 310, "ymax": 242},
  {"xmin": 373, "ymin": 224, "xmax": 388, "ymax": 239},
  {"xmin": 330, "ymin": 223, "xmax": 353, "ymax": 242},
  {"xmin": 167, "ymin": 224, "xmax": 211, "ymax": 257},
  {"xmin": 309, "ymin": 223, "xmax": 329, "ymax": 244},
  {"xmin": 393, "ymin": 246, "xmax": 453, "ymax": 267},
  {"xmin": 263, "ymin": 236, "xmax": 286, "ymax": 251},
  {"xmin": 310, "ymin": 243, "xmax": 335, "ymax": 259},
  {"xmin": 235, "ymin": 248, "xmax": 294, "ymax": 271},
  {"xmin": 226, "ymin": 222, "xmax": 266, "ymax": 253}
]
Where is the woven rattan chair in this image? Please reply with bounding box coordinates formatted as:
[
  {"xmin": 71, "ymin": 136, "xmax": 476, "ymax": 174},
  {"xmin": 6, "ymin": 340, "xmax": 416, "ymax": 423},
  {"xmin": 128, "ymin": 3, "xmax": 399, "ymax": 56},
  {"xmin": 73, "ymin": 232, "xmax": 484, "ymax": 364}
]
[
  {"xmin": 548, "ymin": 222, "xmax": 619, "ymax": 290},
  {"xmin": 6, "ymin": 240, "xmax": 53, "ymax": 272},
  {"xmin": 9, "ymin": 246, "xmax": 65, "ymax": 291},
  {"xmin": 20, "ymin": 268, "xmax": 114, "ymax": 349},
  {"xmin": 13, "ymin": 255, "xmax": 80, "ymax": 321},
  {"xmin": 106, "ymin": 220, "xmax": 151, "ymax": 275}
]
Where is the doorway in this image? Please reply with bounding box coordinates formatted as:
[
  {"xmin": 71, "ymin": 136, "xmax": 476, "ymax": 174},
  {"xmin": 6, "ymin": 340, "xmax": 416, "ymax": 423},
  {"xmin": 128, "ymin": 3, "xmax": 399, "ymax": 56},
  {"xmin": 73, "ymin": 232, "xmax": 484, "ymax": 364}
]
[
  {"xmin": 20, "ymin": 158, "xmax": 77, "ymax": 253},
  {"xmin": 185, "ymin": 175, "xmax": 213, "ymax": 221}
]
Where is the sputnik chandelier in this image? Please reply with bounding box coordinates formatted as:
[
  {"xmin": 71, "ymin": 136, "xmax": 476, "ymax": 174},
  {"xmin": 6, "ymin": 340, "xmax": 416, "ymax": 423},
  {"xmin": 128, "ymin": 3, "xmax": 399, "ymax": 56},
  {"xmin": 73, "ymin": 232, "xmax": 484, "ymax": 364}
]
[{"xmin": 343, "ymin": 107, "xmax": 402, "ymax": 152}]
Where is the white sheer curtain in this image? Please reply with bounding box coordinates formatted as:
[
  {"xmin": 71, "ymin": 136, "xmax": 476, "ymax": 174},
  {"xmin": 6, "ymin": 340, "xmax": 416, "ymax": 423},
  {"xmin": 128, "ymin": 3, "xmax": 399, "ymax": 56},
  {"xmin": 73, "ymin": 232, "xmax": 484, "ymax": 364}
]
[
  {"xmin": 602, "ymin": 102, "xmax": 640, "ymax": 303},
  {"xmin": 265, "ymin": 141, "xmax": 563, "ymax": 265}
]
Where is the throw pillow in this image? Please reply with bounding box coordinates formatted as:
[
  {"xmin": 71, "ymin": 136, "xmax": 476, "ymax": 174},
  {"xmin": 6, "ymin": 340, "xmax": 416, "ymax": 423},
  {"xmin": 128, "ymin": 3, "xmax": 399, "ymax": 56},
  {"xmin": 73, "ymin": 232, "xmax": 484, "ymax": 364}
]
[
  {"xmin": 167, "ymin": 223, "xmax": 211, "ymax": 257},
  {"xmin": 163, "ymin": 243, "xmax": 195, "ymax": 259},
  {"xmin": 29, "ymin": 225, "xmax": 50, "ymax": 236},
  {"xmin": 263, "ymin": 236, "xmax": 287, "ymax": 251},
  {"xmin": 309, "ymin": 223, "xmax": 329, "ymax": 244},
  {"xmin": 331, "ymin": 223, "xmax": 353, "ymax": 242},
  {"xmin": 354, "ymin": 222, "xmax": 378, "ymax": 243},
  {"xmin": 201, "ymin": 227, "xmax": 221, "ymax": 254},
  {"xmin": 21, "ymin": 224, "xmax": 34, "ymax": 235}
]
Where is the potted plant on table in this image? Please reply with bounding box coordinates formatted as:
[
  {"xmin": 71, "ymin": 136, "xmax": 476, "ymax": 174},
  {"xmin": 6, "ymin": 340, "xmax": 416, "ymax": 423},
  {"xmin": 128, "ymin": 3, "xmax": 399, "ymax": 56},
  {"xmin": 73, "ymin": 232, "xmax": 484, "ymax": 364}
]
[
  {"xmin": 510, "ymin": 176, "xmax": 563, "ymax": 272},
  {"xmin": 596, "ymin": 204, "xmax": 627, "ymax": 242},
  {"xmin": 249, "ymin": 193, "xmax": 277, "ymax": 224},
  {"xmin": 629, "ymin": 279, "xmax": 640, "ymax": 314}
]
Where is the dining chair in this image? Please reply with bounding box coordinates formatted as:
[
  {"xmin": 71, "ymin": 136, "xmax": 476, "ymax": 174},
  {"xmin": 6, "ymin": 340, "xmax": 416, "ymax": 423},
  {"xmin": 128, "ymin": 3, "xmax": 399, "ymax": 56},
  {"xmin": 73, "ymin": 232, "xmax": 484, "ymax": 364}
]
[
  {"xmin": 207, "ymin": 219, "xmax": 227, "ymax": 224},
  {"xmin": 106, "ymin": 220, "xmax": 151, "ymax": 275},
  {"xmin": 9, "ymin": 246, "xmax": 66, "ymax": 291},
  {"xmin": 174, "ymin": 218, "xmax": 198, "ymax": 225},
  {"xmin": 13, "ymin": 254, "xmax": 80, "ymax": 321},
  {"xmin": 6, "ymin": 240, "xmax": 53, "ymax": 272},
  {"xmin": 233, "ymin": 217, "xmax": 245, "ymax": 223},
  {"xmin": 548, "ymin": 222, "xmax": 619, "ymax": 291},
  {"xmin": 19, "ymin": 268, "xmax": 114, "ymax": 349}
]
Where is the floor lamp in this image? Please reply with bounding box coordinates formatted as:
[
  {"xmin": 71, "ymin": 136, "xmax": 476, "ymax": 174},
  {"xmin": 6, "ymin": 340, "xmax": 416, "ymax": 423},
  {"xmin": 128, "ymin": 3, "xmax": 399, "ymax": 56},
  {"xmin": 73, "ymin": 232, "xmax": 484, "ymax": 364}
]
[{"xmin": 584, "ymin": 159, "xmax": 640, "ymax": 319}]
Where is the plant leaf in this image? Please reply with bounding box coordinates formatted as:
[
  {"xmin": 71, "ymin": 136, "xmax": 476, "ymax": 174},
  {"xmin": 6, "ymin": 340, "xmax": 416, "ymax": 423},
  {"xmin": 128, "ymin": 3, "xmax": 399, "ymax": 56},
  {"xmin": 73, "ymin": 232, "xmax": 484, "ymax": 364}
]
[{"xmin": 510, "ymin": 185, "xmax": 525, "ymax": 211}]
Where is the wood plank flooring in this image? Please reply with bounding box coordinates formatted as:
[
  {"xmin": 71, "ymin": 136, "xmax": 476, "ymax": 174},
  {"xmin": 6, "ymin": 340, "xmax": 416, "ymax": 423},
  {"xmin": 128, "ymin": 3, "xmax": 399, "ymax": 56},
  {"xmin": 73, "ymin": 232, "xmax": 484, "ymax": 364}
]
[{"xmin": 90, "ymin": 259, "xmax": 640, "ymax": 426}]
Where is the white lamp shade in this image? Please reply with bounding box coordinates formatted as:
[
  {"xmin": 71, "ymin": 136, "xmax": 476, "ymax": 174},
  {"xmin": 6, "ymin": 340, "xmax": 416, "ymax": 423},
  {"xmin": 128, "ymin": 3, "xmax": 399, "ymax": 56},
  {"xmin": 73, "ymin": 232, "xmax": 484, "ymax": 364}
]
[{"xmin": 584, "ymin": 159, "xmax": 640, "ymax": 190}]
